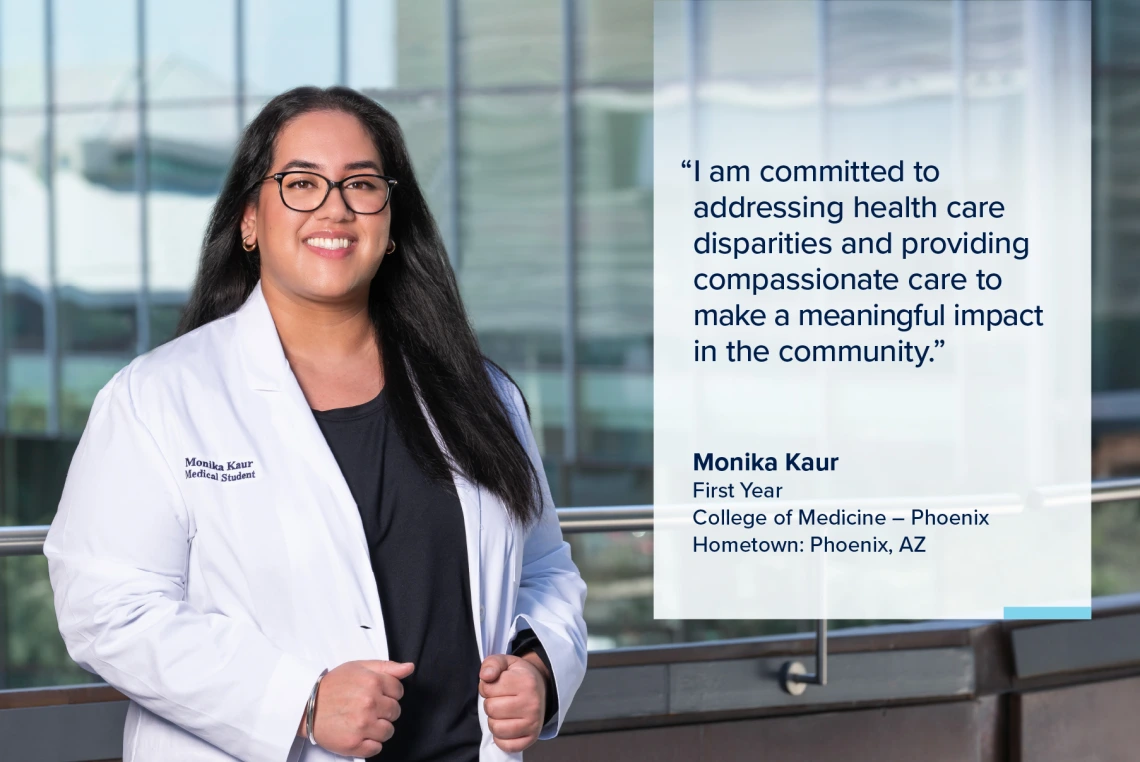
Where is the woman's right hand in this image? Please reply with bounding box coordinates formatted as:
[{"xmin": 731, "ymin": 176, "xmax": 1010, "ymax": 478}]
[{"xmin": 299, "ymin": 660, "xmax": 415, "ymax": 757}]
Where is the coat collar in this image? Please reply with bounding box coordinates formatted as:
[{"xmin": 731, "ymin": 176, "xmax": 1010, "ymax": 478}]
[{"xmin": 233, "ymin": 280, "xmax": 292, "ymax": 392}]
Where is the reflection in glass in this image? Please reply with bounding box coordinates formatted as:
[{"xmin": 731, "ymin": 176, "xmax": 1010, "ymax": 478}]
[
  {"xmin": 5, "ymin": 288, "xmax": 45, "ymax": 351},
  {"xmin": 384, "ymin": 0, "xmax": 446, "ymax": 90},
  {"xmin": 2, "ymin": 115, "xmax": 50, "ymax": 305},
  {"xmin": 54, "ymin": 111, "xmax": 141, "ymax": 295},
  {"xmin": 53, "ymin": 0, "xmax": 138, "ymax": 107},
  {"xmin": 826, "ymin": 0, "xmax": 952, "ymax": 92},
  {"xmin": 244, "ymin": 0, "xmax": 339, "ymax": 96},
  {"xmin": 575, "ymin": 93, "xmax": 652, "ymax": 471},
  {"xmin": 149, "ymin": 301, "xmax": 184, "ymax": 350},
  {"xmin": 700, "ymin": 0, "xmax": 816, "ymax": 86},
  {"xmin": 6, "ymin": 354, "xmax": 48, "ymax": 432},
  {"xmin": 3, "ymin": 115, "xmax": 51, "ymax": 432},
  {"xmin": 378, "ymin": 96, "xmax": 448, "ymax": 235},
  {"xmin": 144, "ymin": 0, "xmax": 236, "ymax": 102},
  {"xmin": 459, "ymin": 0, "xmax": 562, "ymax": 87},
  {"xmin": 459, "ymin": 94, "xmax": 565, "ymax": 453},
  {"xmin": 576, "ymin": 0, "xmax": 651, "ymax": 84},
  {"xmin": 147, "ymin": 105, "xmax": 237, "ymax": 317},
  {"xmin": 348, "ymin": 0, "xmax": 399, "ymax": 91},
  {"xmin": 62, "ymin": 356, "xmax": 129, "ymax": 432},
  {"xmin": 1, "ymin": 0, "xmax": 47, "ymax": 109},
  {"xmin": 59, "ymin": 297, "xmax": 136, "ymax": 353}
]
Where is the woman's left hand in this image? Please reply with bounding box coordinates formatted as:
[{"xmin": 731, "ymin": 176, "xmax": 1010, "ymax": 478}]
[{"xmin": 478, "ymin": 653, "xmax": 548, "ymax": 753}]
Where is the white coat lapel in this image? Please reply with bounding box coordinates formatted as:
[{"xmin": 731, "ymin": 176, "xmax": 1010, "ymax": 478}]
[
  {"xmin": 408, "ymin": 380, "xmax": 486, "ymax": 660},
  {"xmin": 232, "ymin": 281, "xmax": 388, "ymax": 660}
]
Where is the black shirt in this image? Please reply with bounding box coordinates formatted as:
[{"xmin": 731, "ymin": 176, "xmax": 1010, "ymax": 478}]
[{"xmin": 312, "ymin": 388, "xmax": 481, "ymax": 762}]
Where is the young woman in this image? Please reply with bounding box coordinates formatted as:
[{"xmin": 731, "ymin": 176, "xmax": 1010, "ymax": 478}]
[{"xmin": 44, "ymin": 86, "xmax": 588, "ymax": 762}]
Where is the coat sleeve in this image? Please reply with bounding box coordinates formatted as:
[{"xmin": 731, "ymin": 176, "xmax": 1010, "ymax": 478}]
[
  {"xmin": 43, "ymin": 367, "xmax": 325, "ymax": 762},
  {"xmin": 496, "ymin": 373, "xmax": 589, "ymax": 739}
]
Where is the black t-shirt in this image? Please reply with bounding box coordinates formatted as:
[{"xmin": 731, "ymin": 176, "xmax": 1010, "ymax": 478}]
[{"xmin": 312, "ymin": 388, "xmax": 481, "ymax": 762}]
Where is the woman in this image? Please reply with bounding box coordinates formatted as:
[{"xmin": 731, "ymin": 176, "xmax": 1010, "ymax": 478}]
[{"xmin": 44, "ymin": 86, "xmax": 587, "ymax": 762}]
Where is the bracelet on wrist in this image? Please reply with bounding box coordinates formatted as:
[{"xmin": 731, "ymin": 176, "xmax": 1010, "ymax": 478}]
[{"xmin": 305, "ymin": 669, "xmax": 329, "ymax": 746}]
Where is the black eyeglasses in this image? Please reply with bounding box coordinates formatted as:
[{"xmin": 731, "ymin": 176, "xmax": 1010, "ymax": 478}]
[{"xmin": 252, "ymin": 171, "xmax": 398, "ymax": 214}]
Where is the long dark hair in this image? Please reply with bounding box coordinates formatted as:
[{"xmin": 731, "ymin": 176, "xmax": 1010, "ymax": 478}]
[{"xmin": 177, "ymin": 86, "xmax": 541, "ymax": 526}]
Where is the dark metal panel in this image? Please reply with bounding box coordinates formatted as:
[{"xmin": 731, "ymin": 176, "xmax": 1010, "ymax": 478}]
[
  {"xmin": 1, "ymin": 701, "xmax": 127, "ymax": 762},
  {"xmin": 1012, "ymin": 676, "xmax": 1140, "ymax": 762},
  {"xmin": 565, "ymin": 647, "xmax": 974, "ymax": 726},
  {"xmin": 699, "ymin": 700, "xmax": 988, "ymax": 762},
  {"xmin": 563, "ymin": 664, "xmax": 668, "ymax": 723},
  {"xmin": 669, "ymin": 647, "xmax": 975, "ymax": 714},
  {"xmin": 974, "ymin": 695, "xmax": 1008, "ymax": 762},
  {"xmin": 535, "ymin": 699, "xmax": 997, "ymax": 762},
  {"xmin": 1010, "ymin": 613, "xmax": 1140, "ymax": 678},
  {"xmin": 528, "ymin": 724, "xmax": 702, "ymax": 762}
]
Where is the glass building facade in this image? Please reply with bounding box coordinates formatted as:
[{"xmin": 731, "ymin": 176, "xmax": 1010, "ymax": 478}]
[{"xmin": 0, "ymin": 0, "xmax": 1138, "ymax": 688}]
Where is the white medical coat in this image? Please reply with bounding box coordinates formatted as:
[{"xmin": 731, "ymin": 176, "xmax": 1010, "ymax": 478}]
[{"xmin": 44, "ymin": 281, "xmax": 588, "ymax": 762}]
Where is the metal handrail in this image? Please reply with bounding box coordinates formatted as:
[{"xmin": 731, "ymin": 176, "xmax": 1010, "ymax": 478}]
[{"xmin": 2, "ymin": 477, "xmax": 1138, "ymax": 556}]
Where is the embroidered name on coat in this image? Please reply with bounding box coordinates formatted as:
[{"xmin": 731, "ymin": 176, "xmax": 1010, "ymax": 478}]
[{"xmin": 185, "ymin": 457, "xmax": 256, "ymax": 482}]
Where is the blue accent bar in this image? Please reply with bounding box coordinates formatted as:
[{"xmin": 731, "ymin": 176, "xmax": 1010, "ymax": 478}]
[{"xmin": 1003, "ymin": 606, "xmax": 1092, "ymax": 620}]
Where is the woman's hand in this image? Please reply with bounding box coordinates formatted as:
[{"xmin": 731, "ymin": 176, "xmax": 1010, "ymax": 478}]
[
  {"xmin": 297, "ymin": 660, "xmax": 414, "ymax": 757},
  {"xmin": 478, "ymin": 653, "xmax": 548, "ymax": 753}
]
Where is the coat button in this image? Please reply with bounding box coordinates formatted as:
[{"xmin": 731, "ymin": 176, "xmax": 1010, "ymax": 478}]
[{"xmin": 479, "ymin": 605, "xmax": 485, "ymax": 622}]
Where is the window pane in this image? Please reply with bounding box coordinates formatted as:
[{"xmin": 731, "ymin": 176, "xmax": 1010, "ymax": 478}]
[
  {"xmin": 459, "ymin": 94, "xmax": 565, "ymax": 453},
  {"xmin": 54, "ymin": 109, "xmax": 140, "ymax": 432},
  {"xmin": 1, "ymin": 0, "xmax": 46, "ymax": 109},
  {"xmin": 576, "ymin": 0, "xmax": 651, "ymax": 84},
  {"xmin": 827, "ymin": 0, "xmax": 952, "ymax": 90},
  {"xmin": 385, "ymin": 0, "xmax": 446, "ymax": 90},
  {"xmin": 347, "ymin": 0, "xmax": 398, "ymax": 91},
  {"xmin": 1093, "ymin": 77, "xmax": 1140, "ymax": 392},
  {"xmin": 1097, "ymin": 0, "xmax": 1140, "ymax": 67},
  {"xmin": 2, "ymin": 114, "xmax": 50, "ymax": 433},
  {"xmin": 61, "ymin": 355, "xmax": 129, "ymax": 432},
  {"xmin": 568, "ymin": 459, "xmax": 650, "ymax": 508},
  {"xmin": 145, "ymin": 0, "xmax": 236, "ymax": 102},
  {"xmin": 53, "ymin": 0, "xmax": 137, "ymax": 107},
  {"xmin": 575, "ymin": 92, "xmax": 652, "ymax": 471},
  {"xmin": 459, "ymin": 0, "xmax": 562, "ymax": 87},
  {"xmin": 5, "ymin": 287, "xmax": 44, "ymax": 352},
  {"xmin": 2, "ymin": 115, "xmax": 50, "ymax": 307},
  {"xmin": 349, "ymin": 1, "xmax": 448, "ymax": 91},
  {"xmin": 147, "ymin": 105, "xmax": 237, "ymax": 311},
  {"xmin": 378, "ymin": 94, "xmax": 449, "ymax": 241},
  {"xmin": 6, "ymin": 353, "xmax": 47, "ymax": 432},
  {"xmin": 700, "ymin": 0, "xmax": 817, "ymax": 85},
  {"xmin": 149, "ymin": 301, "xmax": 184, "ymax": 349},
  {"xmin": 55, "ymin": 110, "xmax": 141, "ymax": 293},
  {"xmin": 245, "ymin": 0, "xmax": 339, "ymax": 97},
  {"xmin": 59, "ymin": 299, "xmax": 135, "ymax": 354}
]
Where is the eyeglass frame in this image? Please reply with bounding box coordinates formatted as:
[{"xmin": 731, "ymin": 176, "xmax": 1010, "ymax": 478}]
[{"xmin": 249, "ymin": 170, "xmax": 398, "ymax": 214}]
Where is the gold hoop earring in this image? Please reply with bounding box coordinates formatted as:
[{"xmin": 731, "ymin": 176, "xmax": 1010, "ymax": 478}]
[
  {"xmin": 386, "ymin": 239, "xmax": 397, "ymax": 254},
  {"xmin": 242, "ymin": 234, "xmax": 257, "ymax": 252}
]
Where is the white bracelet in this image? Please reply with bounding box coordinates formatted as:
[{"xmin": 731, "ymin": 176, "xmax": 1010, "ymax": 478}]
[{"xmin": 305, "ymin": 669, "xmax": 329, "ymax": 746}]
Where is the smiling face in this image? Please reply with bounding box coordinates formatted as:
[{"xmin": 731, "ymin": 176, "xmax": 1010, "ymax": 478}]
[{"xmin": 240, "ymin": 109, "xmax": 392, "ymax": 305}]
